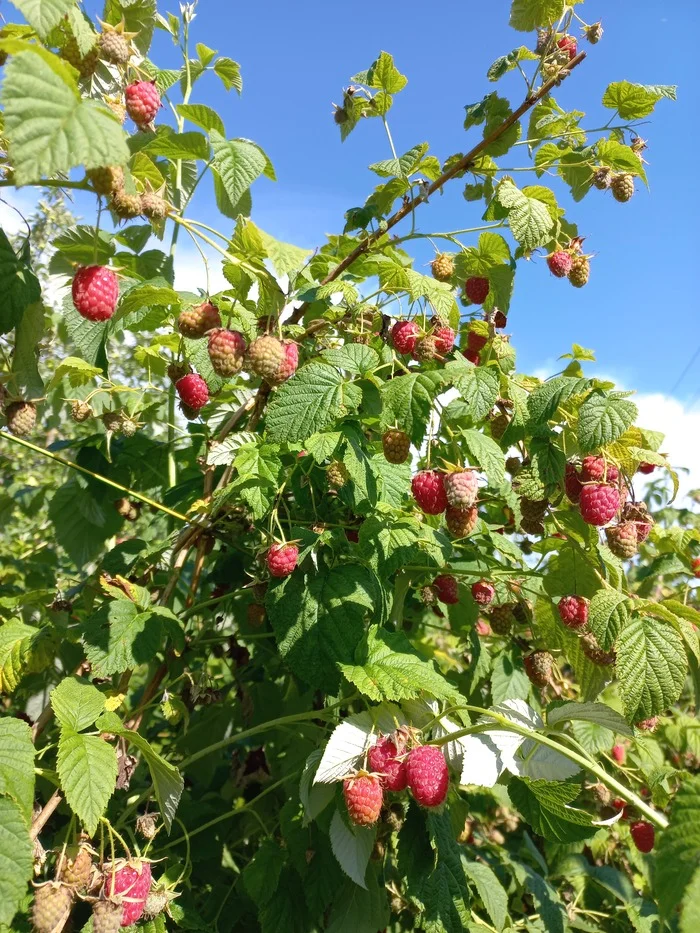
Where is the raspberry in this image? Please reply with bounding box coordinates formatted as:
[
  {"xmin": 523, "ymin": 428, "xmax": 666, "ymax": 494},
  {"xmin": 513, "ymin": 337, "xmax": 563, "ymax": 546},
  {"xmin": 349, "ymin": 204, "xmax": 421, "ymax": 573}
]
[
  {"xmin": 391, "ymin": 320, "xmax": 420, "ymax": 355},
  {"xmin": 580, "ymin": 456, "xmax": 619, "ymax": 483},
  {"xmin": 611, "ymin": 173, "xmax": 635, "ymax": 203},
  {"xmin": 636, "ymin": 717, "xmax": 658, "ymax": 732},
  {"xmin": 110, "ymin": 187, "xmax": 143, "ymax": 219},
  {"xmin": 592, "ymin": 167, "xmax": 612, "ymax": 190},
  {"xmin": 493, "ymin": 310, "xmax": 507, "ymax": 328},
  {"xmin": 406, "ymin": 745, "xmax": 449, "ymax": 808},
  {"xmin": 58, "ymin": 843, "xmax": 93, "ymax": 890},
  {"xmin": 568, "ymin": 255, "xmax": 590, "ymax": 288},
  {"xmin": 178, "ymin": 301, "xmax": 221, "ymax": 338},
  {"xmin": 585, "ymin": 22, "xmax": 604, "ymax": 44},
  {"xmin": 557, "ymin": 35, "xmax": 578, "ymax": 60},
  {"xmin": 103, "ymin": 859, "xmax": 152, "ymax": 926},
  {"xmin": 414, "ymin": 334, "xmax": 441, "ymax": 362},
  {"xmin": 125, "ymin": 81, "xmax": 161, "ymax": 127},
  {"xmin": 506, "ymin": 457, "xmax": 521, "ymax": 476},
  {"xmin": 92, "ymin": 899, "xmax": 123, "ymax": 933},
  {"xmin": 581, "ymin": 632, "xmax": 615, "ymax": 666},
  {"xmin": 433, "ymin": 325, "xmax": 456, "ymax": 355},
  {"xmin": 343, "ymin": 773, "xmax": 383, "ymax": 825},
  {"xmin": 367, "ymin": 735, "xmax": 408, "ymax": 791},
  {"xmin": 475, "ymin": 618, "xmax": 491, "ymax": 636},
  {"xmin": 136, "ymin": 813, "xmax": 158, "ymax": 840},
  {"xmin": 61, "ymin": 36, "xmax": 98, "ymax": 77},
  {"xmin": 106, "ymin": 96, "xmax": 127, "ymax": 123},
  {"xmin": 490, "ymin": 413, "xmax": 509, "ymax": 441},
  {"xmin": 327, "ymin": 460, "xmax": 350, "ymax": 489},
  {"xmin": 167, "ymin": 363, "xmax": 191, "ymax": 385},
  {"xmin": 463, "ymin": 348, "xmax": 481, "ymax": 365},
  {"xmin": 520, "ymin": 497, "xmax": 548, "ymax": 535},
  {"xmin": 693, "ymin": 558, "xmax": 700, "ymax": 579},
  {"xmin": 5, "ymin": 400, "xmax": 36, "ymax": 436},
  {"xmin": 565, "ymin": 462, "xmax": 583, "ymax": 503},
  {"xmin": 547, "ymin": 250, "xmax": 573, "ymax": 278},
  {"xmin": 467, "ymin": 330, "xmax": 488, "ymax": 352},
  {"xmin": 102, "ymin": 411, "xmax": 124, "ymax": 434},
  {"xmin": 87, "ymin": 166, "xmax": 124, "ymax": 197},
  {"xmin": 99, "ymin": 29, "xmax": 131, "ymax": 65},
  {"xmin": 637, "ymin": 462, "xmax": 655, "ymax": 475},
  {"xmin": 208, "ymin": 329, "xmax": 246, "ymax": 377},
  {"xmin": 266, "ymin": 543, "xmax": 298, "ymax": 578},
  {"xmin": 630, "ymin": 820, "xmax": 655, "ymax": 853},
  {"xmin": 411, "ymin": 470, "xmax": 448, "ymax": 515},
  {"xmin": 176, "ymin": 374, "xmax": 209, "ymax": 411},
  {"xmin": 140, "ymin": 190, "xmax": 169, "ymax": 221},
  {"xmin": 444, "ymin": 469, "xmax": 479, "ymax": 509},
  {"xmin": 465, "ymin": 276, "xmax": 490, "ymax": 305},
  {"xmin": 270, "ymin": 340, "xmax": 299, "ymax": 384},
  {"xmin": 558, "ymin": 595, "xmax": 589, "ymax": 629},
  {"xmin": 247, "ymin": 335, "xmax": 286, "ymax": 381},
  {"xmin": 32, "ymin": 882, "xmax": 74, "ymax": 933},
  {"xmin": 72, "ymin": 266, "xmax": 119, "ymax": 321},
  {"xmin": 579, "ymin": 483, "xmax": 620, "ymax": 525},
  {"xmin": 471, "ymin": 580, "xmax": 494, "ymax": 606},
  {"xmin": 247, "ymin": 602, "xmax": 266, "ymax": 626},
  {"xmin": 433, "ymin": 574, "xmax": 459, "ymax": 605},
  {"xmin": 605, "ymin": 522, "xmax": 638, "ymax": 559},
  {"xmin": 524, "ymin": 650, "xmax": 554, "ymax": 687},
  {"xmin": 121, "ymin": 417, "xmax": 139, "ymax": 438},
  {"xmin": 382, "ymin": 429, "xmax": 410, "ymax": 464},
  {"xmin": 431, "ymin": 253, "xmax": 454, "ymax": 281},
  {"xmin": 489, "ymin": 604, "xmax": 515, "ymax": 636},
  {"xmin": 445, "ymin": 505, "xmax": 478, "ymax": 537},
  {"xmin": 611, "ymin": 744, "xmax": 626, "ymax": 764}
]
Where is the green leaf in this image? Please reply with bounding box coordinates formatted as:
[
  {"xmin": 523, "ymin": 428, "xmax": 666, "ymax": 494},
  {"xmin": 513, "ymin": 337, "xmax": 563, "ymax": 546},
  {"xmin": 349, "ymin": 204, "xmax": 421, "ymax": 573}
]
[
  {"xmin": 509, "ymin": 778, "xmax": 595, "ymax": 842},
  {"xmin": 0, "ymin": 48, "xmax": 129, "ymax": 185},
  {"xmin": 547, "ymin": 701, "xmax": 633, "ymax": 737},
  {"xmin": 49, "ymin": 480, "xmax": 122, "ymax": 569},
  {"xmin": 258, "ymin": 228, "xmax": 311, "ymax": 277},
  {"xmin": 656, "ymin": 775, "xmax": 700, "ymax": 918},
  {"xmin": 461, "ymin": 859, "xmax": 508, "ymax": 932},
  {"xmin": 358, "ymin": 515, "xmax": 449, "ymax": 576},
  {"xmin": 602, "ymin": 81, "xmax": 676, "ymax": 119},
  {"xmin": 48, "ymin": 356, "xmax": 102, "ymax": 391},
  {"xmin": 381, "ymin": 371, "xmax": 443, "ymax": 447},
  {"xmin": 542, "ymin": 546, "xmax": 599, "ymax": 599},
  {"xmin": 487, "ymin": 46, "xmax": 539, "ymax": 82},
  {"xmin": 82, "ymin": 600, "xmax": 167, "ymax": 677},
  {"xmin": 490, "ymin": 650, "xmax": 530, "ymax": 705},
  {"xmin": 266, "ymin": 362, "xmax": 361, "ymax": 444},
  {"xmin": 142, "ymin": 128, "xmax": 210, "ymax": 161},
  {"xmin": 340, "ymin": 625, "xmax": 461, "ymax": 703},
  {"xmin": 12, "ymin": 300, "xmax": 45, "ymax": 398},
  {"xmin": 243, "ymin": 838, "xmax": 287, "ymax": 907},
  {"xmin": 527, "ymin": 375, "xmax": 591, "ymax": 424},
  {"xmin": 326, "ymin": 865, "xmax": 391, "ymax": 933},
  {"xmin": 588, "ymin": 589, "xmax": 630, "ymax": 652},
  {"xmin": 496, "ymin": 179, "xmax": 553, "ymax": 250},
  {"xmin": 616, "ymin": 614, "xmax": 687, "ymax": 722},
  {"xmin": 322, "ymin": 344, "xmax": 379, "ymax": 376},
  {"xmin": 57, "ymin": 729, "xmax": 117, "ymax": 834},
  {"xmin": 175, "ymin": 102, "xmax": 225, "ymax": 137},
  {"xmin": 367, "ymin": 51, "xmax": 407, "ymax": 94},
  {"xmin": 267, "ymin": 564, "xmax": 377, "ymax": 693},
  {"xmin": 0, "ymin": 621, "xmax": 39, "ymax": 694},
  {"xmin": 0, "ymin": 231, "xmax": 42, "ymax": 335},
  {"xmin": 0, "ymin": 718, "xmax": 34, "ymax": 822},
  {"xmin": 8, "ymin": 0, "xmax": 74, "ymax": 36},
  {"xmin": 453, "ymin": 365, "xmax": 500, "ymax": 422},
  {"xmin": 421, "ymin": 811, "xmax": 471, "ymax": 933},
  {"xmin": 305, "ymin": 431, "xmax": 342, "ymax": 463},
  {"xmin": 214, "ymin": 56, "xmax": 242, "ymax": 93},
  {"xmin": 50, "ymin": 676, "xmax": 105, "ymax": 733},
  {"xmin": 103, "ymin": 0, "xmax": 156, "ymax": 57},
  {"xmin": 210, "ymin": 132, "xmax": 267, "ymax": 210},
  {"xmin": 330, "ymin": 808, "xmax": 376, "ymax": 889},
  {"xmin": 578, "ymin": 391, "xmax": 638, "ymax": 453},
  {"xmin": 509, "ymin": 0, "xmax": 566, "ymax": 31},
  {"xmin": 0, "ymin": 796, "xmax": 33, "ymax": 928},
  {"xmin": 460, "ymin": 429, "xmax": 505, "ymax": 488}
]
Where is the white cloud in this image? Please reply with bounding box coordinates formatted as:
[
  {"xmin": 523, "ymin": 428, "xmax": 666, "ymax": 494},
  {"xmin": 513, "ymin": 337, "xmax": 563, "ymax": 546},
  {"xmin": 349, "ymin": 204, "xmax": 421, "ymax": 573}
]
[
  {"xmin": 0, "ymin": 189, "xmax": 38, "ymax": 237},
  {"xmin": 633, "ymin": 393, "xmax": 700, "ymax": 499},
  {"xmin": 172, "ymin": 245, "xmax": 229, "ymax": 294}
]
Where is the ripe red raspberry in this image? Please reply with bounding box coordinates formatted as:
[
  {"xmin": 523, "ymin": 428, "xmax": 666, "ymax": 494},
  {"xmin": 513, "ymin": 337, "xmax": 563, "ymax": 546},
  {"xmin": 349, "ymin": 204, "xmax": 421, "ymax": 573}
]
[
  {"xmin": 433, "ymin": 574, "xmax": 459, "ymax": 604},
  {"xmin": 693, "ymin": 558, "xmax": 700, "ymax": 579},
  {"xmin": 406, "ymin": 745, "xmax": 449, "ymax": 808},
  {"xmin": 605, "ymin": 522, "xmax": 638, "ymax": 559},
  {"xmin": 125, "ymin": 81, "xmax": 161, "ymax": 126},
  {"xmin": 382, "ymin": 429, "xmax": 410, "ymax": 464},
  {"xmin": 568, "ymin": 255, "xmax": 590, "ymax": 288},
  {"xmin": 32, "ymin": 883, "xmax": 74, "ymax": 933},
  {"xmin": 547, "ymin": 250, "xmax": 573, "ymax": 278},
  {"xmin": 247, "ymin": 335, "xmax": 286, "ymax": 381},
  {"xmin": 433, "ymin": 325, "xmax": 455, "ymax": 355},
  {"xmin": 611, "ymin": 744, "xmax": 626, "ymax": 764},
  {"xmin": 368, "ymin": 735, "xmax": 408, "ymax": 791},
  {"xmin": 176, "ymin": 374, "xmax": 209, "ymax": 411},
  {"xmin": 630, "ymin": 820, "xmax": 655, "ymax": 853},
  {"xmin": 464, "ymin": 276, "xmax": 490, "ymax": 305},
  {"xmin": 92, "ymin": 898, "xmax": 123, "ymax": 933},
  {"xmin": 493, "ymin": 310, "xmax": 507, "ymax": 328},
  {"xmin": 463, "ymin": 348, "xmax": 481, "ymax": 365},
  {"xmin": 411, "ymin": 470, "xmax": 448, "ymax": 514},
  {"xmin": 565, "ymin": 462, "xmax": 583, "ymax": 503},
  {"xmin": 178, "ymin": 302, "xmax": 221, "ymax": 338},
  {"xmin": 392, "ymin": 320, "xmax": 420, "ymax": 354},
  {"xmin": 445, "ymin": 505, "xmax": 478, "ymax": 537},
  {"xmin": 636, "ymin": 717, "xmax": 658, "ymax": 732},
  {"xmin": 558, "ymin": 595, "xmax": 589, "ymax": 629},
  {"xmin": 343, "ymin": 773, "xmax": 383, "ymax": 825},
  {"xmin": 270, "ymin": 340, "xmax": 299, "ymax": 383},
  {"xmin": 103, "ymin": 859, "xmax": 152, "ymax": 926},
  {"xmin": 467, "ymin": 330, "xmax": 488, "ymax": 352},
  {"xmin": 266, "ymin": 543, "xmax": 299, "ymax": 578},
  {"xmin": 524, "ymin": 650, "xmax": 554, "ymax": 687},
  {"xmin": 72, "ymin": 265, "xmax": 119, "ymax": 321},
  {"xmin": 207, "ymin": 329, "xmax": 246, "ymax": 377},
  {"xmin": 5, "ymin": 400, "xmax": 36, "ymax": 436},
  {"xmin": 580, "ymin": 456, "xmax": 619, "ymax": 483},
  {"xmin": 579, "ymin": 483, "xmax": 620, "ymax": 525},
  {"xmin": 557, "ymin": 35, "xmax": 578, "ymax": 60},
  {"xmin": 430, "ymin": 253, "xmax": 454, "ymax": 281},
  {"xmin": 637, "ymin": 462, "xmax": 655, "ymax": 474},
  {"xmin": 471, "ymin": 580, "xmax": 494, "ymax": 606}
]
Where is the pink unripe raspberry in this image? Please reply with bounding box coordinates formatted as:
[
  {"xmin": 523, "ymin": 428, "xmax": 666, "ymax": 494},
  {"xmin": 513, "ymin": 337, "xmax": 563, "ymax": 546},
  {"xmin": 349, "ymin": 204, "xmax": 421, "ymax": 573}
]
[
  {"xmin": 406, "ymin": 745, "xmax": 449, "ymax": 808},
  {"xmin": 580, "ymin": 456, "xmax": 619, "ymax": 483},
  {"xmin": 72, "ymin": 265, "xmax": 119, "ymax": 321},
  {"xmin": 579, "ymin": 483, "xmax": 620, "ymax": 525},
  {"xmin": 433, "ymin": 325, "xmax": 455, "ymax": 355},
  {"xmin": 611, "ymin": 744, "xmax": 626, "ymax": 764},
  {"xmin": 411, "ymin": 470, "xmax": 448, "ymax": 515},
  {"xmin": 636, "ymin": 717, "xmax": 658, "ymax": 732},
  {"xmin": 630, "ymin": 820, "xmax": 655, "ymax": 853},
  {"xmin": 475, "ymin": 618, "xmax": 491, "ymax": 636},
  {"xmin": 464, "ymin": 276, "xmax": 490, "ymax": 305},
  {"xmin": 547, "ymin": 250, "xmax": 573, "ymax": 278},
  {"xmin": 471, "ymin": 580, "xmax": 495, "ymax": 606},
  {"xmin": 176, "ymin": 373, "xmax": 209, "ymax": 411},
  {"xmin": 102, "ymin": 860, "xmax": 152, "ymax": 926},
  {"xmin": 178, "ymin": 301, "xmax": 221, "ymax": 338},
  {"xmin": 270, "ymin": 340, "xmax": 299, "ymax": 383},
  {"xmin": 343, "ymin": 774, "xmax": 383, "ymax": 825},
  {"xmin": 207, "ymin": 329, "xmax": 246, "ymax": 377},
  {"xmin": 392, "ymin": 320, "xmax": 420, "ymax": 355},
  {"xmin": 433, "ymin": 574, "xmax": 459, "ymax": 605},
  {"xmin": 557, "ymin": 35, "xmax": 578, "ymax": 60},
  {"xmin": 367, "ymin": 735, "xmax": 408, "ymax": 791},
  {"xmin": 445, "ymin": 505, "xmax": 478, "ymax": 537},
  {"xmin": 125, "ymin": 81, "xmax": 161, "ymax": 126},
  {"xmin": 266, "ymin": 543, "xmax": 299, "ymax": 578},
  {"xmin": 557, "ymin": 595, "xmax": 589, "ymax": 629},
  {"xmin": 444, "ymin": 469, "xmax": 479, "ymax": 509}
]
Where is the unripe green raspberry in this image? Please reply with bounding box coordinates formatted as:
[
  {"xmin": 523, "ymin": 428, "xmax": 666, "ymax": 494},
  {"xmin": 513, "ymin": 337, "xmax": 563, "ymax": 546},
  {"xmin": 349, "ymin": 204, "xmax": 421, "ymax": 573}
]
[
  {"xmin": 605, "ymin": 522, "xmax": 638, "ymax": 559},
  {"xmin": 592, "ymin": 167, "xmax": 612, "ymax": 190},
  {"xmin": 568, "ymin": 255, "xmax": 590, "ymax": 288},
  {"xmin": 61, "ymin": 36, "xmax": 98, "ymax": 77},
  {"xmin": 178, "ymin": 302, "xmax": 221, "ymax": 339},
  {"xmin": 413, "ymin": 334, "xmax": 441, "ymax": 362},
  {"xmin": 382, "ymin": 429, "xmax": 410, "ymax": 464},
  {"xmin": 611, "ymin": 173, "xmax": 635, "ymax": 203},
  {"xmin": 110, "ymin": 187, "xmax": 143, "ymax": 219},
  {"xmin": 490, "ymin": 604, "xmax": 515, "ymax": 636},
  {"xmin": 247, "ymin": 335, "xmax": 286, "ymax": 381},
  {"xmin": 32, "ymin": 882, "xmax": 74, "ymax": 933},
  {"xmin": 58, "ymin": 843, "xmax": 93, "ymax": 890},
  {"xmin": 140, "ymin": 190, "xmax": 169, "ymax": 221},
  {"xmin": 580, "ymin": 632, "xmax": 615, "ymax": 666},
  {"xmin": 431, "ymin": 253, "xmax": 455, "ymax": 282},
  {"xmin": 5, "ymin": 400, "xmax": 36, "ymax": 436},
  {"xmin": 92, "ymin": 898, "xmax": 122, "ymax": 933},
  {"xmin": 98, "ymin": 29, "xmax": 131, "ymax": 65},
  {"xmin": 101, "ymin": 411, "xmax": 124, "ymax": 434},
  {"xmin": 87, "ymin": 165, "xmax": 124, "ymax": 197},
  {"xmin": 121, "ymin": 417, "xmax": 139, "ymax": 437},
  {"xmin": 327, "ymin": 460, "xmax": 350, "ymax": 489}
]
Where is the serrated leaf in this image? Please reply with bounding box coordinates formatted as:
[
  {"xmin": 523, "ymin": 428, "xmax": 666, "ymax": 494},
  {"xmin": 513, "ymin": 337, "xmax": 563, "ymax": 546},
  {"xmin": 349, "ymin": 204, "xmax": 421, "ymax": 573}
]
[
  {"xmin": 214, "ymin": 56, "xmax": 242, "ymax": 93},
  {"xmin": 258, "ymin": 228, "xmax": 311, "ymax": 277},
  {"xmin": 176, "ymin": 102, "xmax": 225, "ymax": 137},
  {"xmin": 322, "ymin": 344, "xmax": 379, "ymax": 375},
  {"xmin": 509, "ymin": 778, "xmax": 595, "ymax": 842},
  {"xmin": 12, "ymin": 300, "xmax": 45, "ymax": 398},
  {"xmin": 0, "ymin": 231, "xmax": 42, "ymax": 335},
  {"xmin": 547, "ymin": 701, "xmax": 633, "ymax": 737},
  {"xmin": 329, "ymin": 809, "xmax": 374, "ymax": 889},
  {"xmin": 266, "ymin": 362, "xmax": 360, "ymax": 444},
  {"xmin": 454, "ymin": 365, "xmax": 500, "ymax": 422},
  {"xmin": 300, "ymin": 751, "xmax": 335, "ymax": 824},
  {"xmin": 381, "ymin": 371, "xmax": 443, "ymax": 447},
  {"xmin": 588, "ymin": 589, "xmax": 630, "ymax": 652},
  {"xmin": 51, "ymin": 676, "xmax": 105, "ymax": 733},
  {"xmin": 210, "ymin": 131, "xmax": 267, "ymax": 209},
  {"xmin": 462, "ymin": 859, "xmax": 508, "ymax": 931},
  {"xmin": 57, "ymin": 729, "xmax": 117, "ymax": 834},
  {"xmin": 82, "ymin": 601, "xmax": 166, "ymax": 677},
  {"xmin": 48, "ymin": 356, "xmax": 102, "ymax": 391},
  {"xmin": 142, "ymin": 128, "xmax": 209, "ymax": 161},
  {"xmin": 616, "ymin": 615, "xmax": 687, "ymax": 722},
  {"xmin": 367, "ymin": 51, "xmax": 407, "ymax": 94},
  {"xmin": 603, "ymin": 81, "xmax": 676, "ymax": 119},
  {"xmin": 460, "ymin": 429, "xmax": 505, "ymax": 488},
  {"xmin": 8, "ymin": 0, "xmax": 74, "ymax": 36},
  {"xmin": 1, "ymin": 47, "xmax": 129, "ymax": 185},
  {"xmin": 656, "ymin": 775, "xmax": 700, "ymax": 918},
  {"xmin": 0, "ymin": 719, "xmax": 34, "ymax": 822},
  {"xmin": 487, "ymin": 46, "xmax": 539, "ymax": 82},
  {"xmin": 421, "ymin": 811, "xmax": 471, "ymax": 933},
  {"xmin": 358, "ymin": 514, "xmax": 449, "ymax": 576},
  {"xmin": 0, "ymin": 796, "xmax": 32, "ymax": 928},
  {"xmin": 496, "ymin": 178, "xmax": 553, "ymax": 250},
  {"xmin": 509, "ymin": 0, "xmax": 566, "ymax": 31},
  {"xmin": 0, "ymin": 621, "xmax": 39, "ymax": 694},
  {"xmin": 243, "ymin": 838, "xmax": 287, "ymax": 907},
  {"xmin": 578, "ymin": 391, "xmax": 638, "ymax": 453},
  {"xmin": 527, "ymin": 375, "xmax": 591, "ymax": 424}
]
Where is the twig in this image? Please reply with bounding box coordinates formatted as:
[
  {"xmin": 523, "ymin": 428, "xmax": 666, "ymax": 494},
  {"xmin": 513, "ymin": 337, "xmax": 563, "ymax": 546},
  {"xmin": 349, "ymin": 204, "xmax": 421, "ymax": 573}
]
[{"xmin": 31, "ymin": 790, "xmax": 62, "ymax": 840}]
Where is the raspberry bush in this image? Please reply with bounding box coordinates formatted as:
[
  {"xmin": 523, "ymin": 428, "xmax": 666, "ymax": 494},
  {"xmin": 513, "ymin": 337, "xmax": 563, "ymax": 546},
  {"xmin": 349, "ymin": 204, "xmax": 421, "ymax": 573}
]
[{"xmin": 0, "ymin": 2, "xmax": 697, "ymax": 932}]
